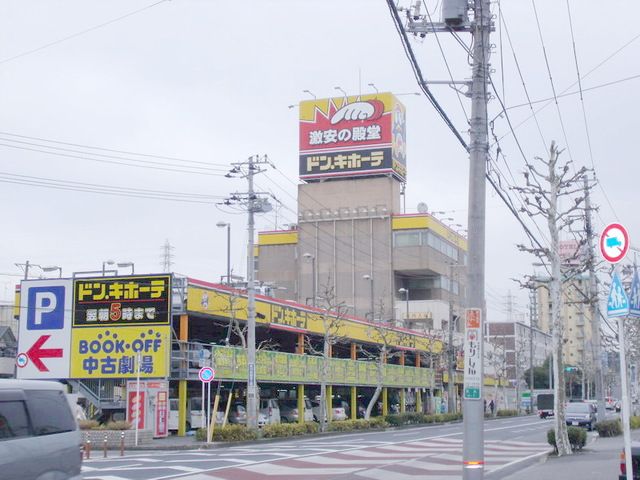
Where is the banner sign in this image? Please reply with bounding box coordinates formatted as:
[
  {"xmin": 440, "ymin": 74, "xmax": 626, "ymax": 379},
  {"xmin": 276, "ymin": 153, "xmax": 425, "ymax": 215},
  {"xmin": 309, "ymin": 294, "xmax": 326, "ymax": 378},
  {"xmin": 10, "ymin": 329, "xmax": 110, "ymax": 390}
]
[
  {"xmin": 299, "ymin": 92, "xmax": 406, "ymax": 181},
  {"xmin": 127, "ymin": 390, "xmax": 145, "ymax": 430},
  {"xmin": 73, "ymin": 275, "xmax": 171, "ymax": 327},
  {"xmin": 70, "ymin": 325, "xmax": 169, "ymax": 378},
  {"xmin": 463, "ymin": 308, "xmax": 482, "ymax": 400}
]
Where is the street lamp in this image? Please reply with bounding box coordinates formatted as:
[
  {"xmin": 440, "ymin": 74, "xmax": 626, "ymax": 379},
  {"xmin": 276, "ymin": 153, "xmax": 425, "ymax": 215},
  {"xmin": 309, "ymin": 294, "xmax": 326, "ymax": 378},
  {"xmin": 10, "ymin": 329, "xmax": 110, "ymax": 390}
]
[
  {"xmin": 362, "ymin": 274, "xmax": 374, "ymax": 321},
  {"xmin": 398, "ymin": 288, "xmax": 409, "ymax": 325},
  {"xmin": 303, "ymin": 253, "xmax": 316, "ymax": 307},
  {"xmin": 102, "ymin": 260, "xmax": 115, "ymax": 276},
  {"xmin": 116, "ymin": 262, "xmax": 135, "ymax": 274},
  {"xmin": 40, "ymin": 266, "xmax": 63, "ymax": 278},
  {"xmin": 216, "ymin": 221, "xmax": 231, "ymax": 285}
]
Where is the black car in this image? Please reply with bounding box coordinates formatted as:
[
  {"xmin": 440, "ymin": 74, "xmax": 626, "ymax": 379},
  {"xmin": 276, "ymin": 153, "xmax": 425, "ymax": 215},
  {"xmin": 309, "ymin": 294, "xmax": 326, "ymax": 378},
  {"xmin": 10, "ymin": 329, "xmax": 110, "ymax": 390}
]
[{"xmin": 565, "ymin": 401, "xmax": 596, "ymax": 430}]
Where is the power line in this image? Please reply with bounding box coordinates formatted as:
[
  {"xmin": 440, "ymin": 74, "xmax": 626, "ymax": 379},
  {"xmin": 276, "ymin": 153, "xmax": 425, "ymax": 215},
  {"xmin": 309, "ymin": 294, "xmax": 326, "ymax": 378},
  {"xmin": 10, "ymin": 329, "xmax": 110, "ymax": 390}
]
[
  {"xmin": 0, "ymin": 0, "xmax": 170, "ymax": 66},
  {"xmin": 0, "ymin": 142, "xmax": 229, "ymax": 177},
  {"xmin": 0, "ymin": 130, "xmax": 229, "ymax": 167}
]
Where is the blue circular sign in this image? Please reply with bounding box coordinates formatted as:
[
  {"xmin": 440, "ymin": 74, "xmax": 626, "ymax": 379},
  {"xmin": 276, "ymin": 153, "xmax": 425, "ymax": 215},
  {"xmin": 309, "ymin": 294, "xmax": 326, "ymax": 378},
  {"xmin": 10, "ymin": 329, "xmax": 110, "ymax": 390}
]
[{"xmin": 199, "ymin": 367, "xmax": 215, "ymax": 383}]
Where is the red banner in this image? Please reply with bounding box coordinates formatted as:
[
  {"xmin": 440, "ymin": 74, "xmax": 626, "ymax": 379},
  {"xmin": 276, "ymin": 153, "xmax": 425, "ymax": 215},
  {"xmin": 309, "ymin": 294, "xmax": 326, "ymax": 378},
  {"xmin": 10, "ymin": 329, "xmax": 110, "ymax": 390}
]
[{"xmin": 127, "ymin": 390, "xmax": 145, "ymax": 430}]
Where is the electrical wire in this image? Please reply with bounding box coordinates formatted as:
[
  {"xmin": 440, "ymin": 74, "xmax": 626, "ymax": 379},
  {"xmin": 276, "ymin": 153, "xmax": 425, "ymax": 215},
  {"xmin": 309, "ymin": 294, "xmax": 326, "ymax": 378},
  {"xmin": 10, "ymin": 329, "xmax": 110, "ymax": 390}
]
[
  {"xmin": 0, "ymin": 130, "xmax": 230, "ymax": 168},
  {"xmin": 0, "ymin": 0, "xmax": 170, "ymax": 66}
]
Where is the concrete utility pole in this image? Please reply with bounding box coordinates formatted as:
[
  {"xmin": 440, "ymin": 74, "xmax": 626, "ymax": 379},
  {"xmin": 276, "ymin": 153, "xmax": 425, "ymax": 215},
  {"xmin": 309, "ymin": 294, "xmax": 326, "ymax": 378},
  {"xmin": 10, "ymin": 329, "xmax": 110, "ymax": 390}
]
[
  {"xmin": 225, "ymin": 155, "xmax": 273, "ymax": 430},
  {"xmin": 448, "ymin": 262, "xmax": 456, "ymax": 414},
  {"xmin": 584, "ymin": 175, "xmax": 606, "ymax": 420},
  {"xmin": 529, "ymin": 287, "xmax": 537, "ymax": 409},
  {"xmin": 463, "ymin": 0, "xmax": 491, "ymax": 476}
]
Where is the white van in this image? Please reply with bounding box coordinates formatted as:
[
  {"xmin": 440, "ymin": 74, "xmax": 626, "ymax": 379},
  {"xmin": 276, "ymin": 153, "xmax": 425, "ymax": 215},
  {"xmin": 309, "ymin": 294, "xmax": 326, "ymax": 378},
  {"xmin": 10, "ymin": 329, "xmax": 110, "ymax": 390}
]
[
  {"xmin": 0, "ymin": 379, "xmax": 82, "ymax": 480},
  {"xmin": 168, "ymin": 397, "xmax": 205, "ymax": 431}
]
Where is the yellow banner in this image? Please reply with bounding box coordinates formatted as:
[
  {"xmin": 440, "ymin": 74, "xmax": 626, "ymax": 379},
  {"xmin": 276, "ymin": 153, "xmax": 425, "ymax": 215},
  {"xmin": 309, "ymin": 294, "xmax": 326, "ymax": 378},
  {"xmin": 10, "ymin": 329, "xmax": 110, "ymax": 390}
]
[
  {"xmin": 70, "ymin": 325, "xmax": 170, "ymax": 378},
  {"xmin": 188, "ymin": 285, "xmax": 442, "ymax": 353}
]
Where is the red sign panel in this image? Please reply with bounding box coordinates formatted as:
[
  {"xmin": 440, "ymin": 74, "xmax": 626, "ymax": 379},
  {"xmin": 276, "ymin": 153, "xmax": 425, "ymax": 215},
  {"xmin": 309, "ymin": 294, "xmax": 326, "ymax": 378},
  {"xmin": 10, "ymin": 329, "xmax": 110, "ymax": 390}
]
[
  {"xmin": 127, "ymin": 391, "xmax": 145, "ymax": 430},
  {"xmin": 155, "ymin": 391, "xmax": 168, "ymax": 438},
  {"xmin": 600, "ymin": 223, "xmax": 630, "ymax": 264},
  {"xmin": 299, "ymin": 93, "xmax": 406, "ymax": 181}
]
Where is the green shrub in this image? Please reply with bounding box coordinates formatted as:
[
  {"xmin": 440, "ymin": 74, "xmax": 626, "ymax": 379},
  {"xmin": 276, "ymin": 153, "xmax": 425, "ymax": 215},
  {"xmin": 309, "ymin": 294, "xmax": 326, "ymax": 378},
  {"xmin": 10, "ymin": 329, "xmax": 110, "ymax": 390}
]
[
  {"xmin": 368, "ymin": 416, "xmax": 389, "ymax": 428},
  {"xmin": 304, "ymin": 421, "xmax": 320, "ymax": 434},
  {"xmin": 100, "ymin": 421, "xmax": 131, "ymax": 430},
  {"xmin": 262, "ymin": 423, "xmax": 315, "ymax": 438},
  {"xmin": 497, "ymin": 409, "xmax": 519, "ymax": 417},
  {"xmin": 78, "ymin": 420, "xmax": 100, "ymax": 430},
  {"xmin": 547, "ymin": 427, "xmax": 587, "ymax": 453},
  {"xmin": 630, "ymin": 416, "xmax": 640, "ymax": 429},
  {"xmin": 595, "ymin": 420, "xmax": 622, "ymax": 437},
  {"xmin": 197, "ymin": 425, "xmax": 258, "ymax": 442}
]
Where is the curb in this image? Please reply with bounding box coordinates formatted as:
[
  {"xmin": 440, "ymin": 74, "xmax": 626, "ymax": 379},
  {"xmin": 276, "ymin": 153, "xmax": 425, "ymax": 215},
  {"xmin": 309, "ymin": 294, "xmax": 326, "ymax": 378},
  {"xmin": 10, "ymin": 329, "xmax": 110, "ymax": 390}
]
[{"xmin": 121, "ymin": 414, "xmax": 531, "ymax": 451}]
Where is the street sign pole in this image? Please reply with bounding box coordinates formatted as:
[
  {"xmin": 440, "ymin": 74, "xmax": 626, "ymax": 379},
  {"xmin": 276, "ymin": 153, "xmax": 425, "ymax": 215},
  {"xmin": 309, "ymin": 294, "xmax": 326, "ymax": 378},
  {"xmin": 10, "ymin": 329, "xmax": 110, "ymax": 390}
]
[
  {"xmin": 619, "ymin": 314, "xmax": 633, "ymax": 480},
  {"xmin": 201, "ymin": 380, "xmax": 205, "ymax": 429},
  {"xmin": 207, "ymin": 380, "xmax": 211, "ymax": 444}
]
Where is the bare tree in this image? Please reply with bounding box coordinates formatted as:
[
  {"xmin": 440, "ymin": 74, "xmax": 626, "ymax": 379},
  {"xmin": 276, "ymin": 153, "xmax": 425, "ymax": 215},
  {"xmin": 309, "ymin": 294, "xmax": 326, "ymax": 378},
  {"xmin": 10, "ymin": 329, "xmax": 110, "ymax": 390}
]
[
  {"xmin": 485, "ymin": 333, "xmax": 510, "ymax": 415},
  {"xmin": 304, "ymin": 280, "xmax": 348, "ymax": 432},
  {"xmin": 514, "ymin": 141, "xmax": 588, "ymax": 456}
]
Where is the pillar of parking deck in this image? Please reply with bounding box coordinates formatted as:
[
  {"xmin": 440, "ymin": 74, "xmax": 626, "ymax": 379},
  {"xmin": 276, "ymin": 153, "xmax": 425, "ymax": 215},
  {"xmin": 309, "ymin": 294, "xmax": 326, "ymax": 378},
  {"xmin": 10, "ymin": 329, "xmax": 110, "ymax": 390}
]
[
  {"xmin": 297, "ymin": 333, "xmax": 305, "ymax": 424},
  {"xmin": 178, "ymin": 314, "xmax": 189, "ymax": 437},
  {"xmin": 415, "ymin": 354, "xmax": 422, "ymax": 413},
  {"xmin": 399, "ymin": 352, "xmax": 406, "ymax": 413},
  {"xmin": 351, "ymin": 343, "xmax": 357, "ymax": 420}
]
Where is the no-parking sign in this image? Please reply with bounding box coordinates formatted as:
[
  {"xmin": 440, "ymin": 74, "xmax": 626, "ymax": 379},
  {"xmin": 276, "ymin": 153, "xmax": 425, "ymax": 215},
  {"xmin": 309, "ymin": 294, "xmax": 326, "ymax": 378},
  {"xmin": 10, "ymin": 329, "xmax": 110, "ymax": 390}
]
[{"xmin": 198, "ymin": 366, "xmax": 215, "ymax": 383}]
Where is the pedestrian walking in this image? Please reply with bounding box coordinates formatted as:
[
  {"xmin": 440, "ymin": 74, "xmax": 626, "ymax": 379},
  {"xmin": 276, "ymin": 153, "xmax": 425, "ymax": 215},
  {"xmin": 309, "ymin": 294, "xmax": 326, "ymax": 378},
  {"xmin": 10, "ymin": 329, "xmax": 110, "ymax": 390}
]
[{"xmin": 489, "ymin": 399, "xmax": 495, "ymax": 415}]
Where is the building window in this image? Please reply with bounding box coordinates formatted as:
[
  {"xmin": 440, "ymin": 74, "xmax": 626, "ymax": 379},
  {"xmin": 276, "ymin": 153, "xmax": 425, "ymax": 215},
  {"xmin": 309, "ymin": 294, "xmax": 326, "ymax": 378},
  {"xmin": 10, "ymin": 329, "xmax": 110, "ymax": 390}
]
[{"xmin": 394, "ymin": 231, "xmax": 422, "ymax": 247}]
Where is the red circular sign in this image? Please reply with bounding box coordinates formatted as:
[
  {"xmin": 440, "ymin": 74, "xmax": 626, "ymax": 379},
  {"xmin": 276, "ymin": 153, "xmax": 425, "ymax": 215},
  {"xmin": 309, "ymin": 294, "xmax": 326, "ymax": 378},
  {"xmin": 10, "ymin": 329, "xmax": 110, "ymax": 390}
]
[{"xmin": 599, "ymin": 223, "xmax": 630, "ymax": 264}]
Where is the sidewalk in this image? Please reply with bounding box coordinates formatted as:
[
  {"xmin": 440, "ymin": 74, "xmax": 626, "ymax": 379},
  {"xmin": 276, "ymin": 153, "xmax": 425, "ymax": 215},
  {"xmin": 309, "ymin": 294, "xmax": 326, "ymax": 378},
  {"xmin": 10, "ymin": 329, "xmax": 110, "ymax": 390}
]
[{"xmin": 496, "ymin": 434, "xmax": 624, "ymax": 480}]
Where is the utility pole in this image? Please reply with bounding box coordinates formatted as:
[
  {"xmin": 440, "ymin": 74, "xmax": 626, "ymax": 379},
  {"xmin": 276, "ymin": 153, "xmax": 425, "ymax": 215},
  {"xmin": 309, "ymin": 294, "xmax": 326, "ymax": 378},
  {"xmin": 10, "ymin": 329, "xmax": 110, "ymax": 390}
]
[
  {"xmin": 404, "ymin": 0, "xmax": 491, "ymax": 474},
  {"xmin": 448, "ymin": 262, "xmax": 456, "ymax": 414},
  {"xmin": 529, "ymin": 286, "xmax": 537, "ymax": 411},
  {"xmin": 464, "ymin": 0, "xmax": 491, "ymax": 476},
  {"xmin": 223, "ymin": 155, "xmax": 273, "ymax": 430},
  {"xmin": 584, "ymin": 175, "xmax": 606, "ymax": 420},
  {"xmin": 15, "ymin": 260, "xmax": 31, "ymax": 280}
]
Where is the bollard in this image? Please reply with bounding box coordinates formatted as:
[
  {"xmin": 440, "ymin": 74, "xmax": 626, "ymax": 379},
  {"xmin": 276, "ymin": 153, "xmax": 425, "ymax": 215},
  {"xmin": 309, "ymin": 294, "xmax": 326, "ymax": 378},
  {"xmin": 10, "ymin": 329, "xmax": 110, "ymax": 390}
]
[
  {"xmin": 120, "ymin": 431, "xmax": 125, "ymax": 457},
  {"xmin": 85, "ymin": 438, "xmax": 91, "ymax": 460},
  {"xmin": 103, "ymin": 434, "xmax": 108, "ymax": 458}
]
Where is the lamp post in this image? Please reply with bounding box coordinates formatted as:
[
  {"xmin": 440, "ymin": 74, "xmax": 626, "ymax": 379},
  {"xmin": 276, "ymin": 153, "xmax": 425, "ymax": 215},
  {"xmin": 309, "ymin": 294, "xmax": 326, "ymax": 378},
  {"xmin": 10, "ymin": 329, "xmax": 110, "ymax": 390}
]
[
  {"xmin": 398, "ymin": 287, "xmax": 409, "ymax": 325},
  {"xmin": 41, "ymin": 266, "xmax": 63, "ymax": 278},
  {"xmin": 116, "ymin": 262, "xmax": 134, "ymax": 275},
  {"xmin": 102, "ymin": 260, "xmax": 115, "ymax": 276},
  {"xmin": 302, "ymin": 253, "xmax": 316, "ymax": 307},
  {"xmin": 216, "ymin": 221, "xmax": 231, "ymax": 285},
  {"xmin": 362, "ymin": 274, "xmax": 374, "ymax": 321}
]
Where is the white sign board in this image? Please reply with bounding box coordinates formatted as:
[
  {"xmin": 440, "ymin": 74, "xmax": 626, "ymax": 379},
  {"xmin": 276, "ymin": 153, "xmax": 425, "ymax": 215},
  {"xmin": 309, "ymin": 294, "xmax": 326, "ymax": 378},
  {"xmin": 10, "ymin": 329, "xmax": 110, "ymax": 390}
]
[
  {"xmin": 16, "ymin": 279, "xmax": 72, "ymax": 379},
  {"xmin": 463, "ymin": 308, "xmax": 482, "ymax": 400}
]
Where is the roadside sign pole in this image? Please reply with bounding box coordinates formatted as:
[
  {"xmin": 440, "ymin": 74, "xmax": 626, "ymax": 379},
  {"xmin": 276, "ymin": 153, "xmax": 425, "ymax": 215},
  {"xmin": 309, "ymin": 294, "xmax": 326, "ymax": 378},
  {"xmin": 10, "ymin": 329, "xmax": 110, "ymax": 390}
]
[
  {"xmin": 619, "ymin": 315, "xmax": 633, "ymax": 480},
  {"xmin": 201, "ymin": 380, "xmax": 206, "ymax": 429},
  {"xmin": 135, "ymin": 351, "xmax": 141, "ymax": 447},
  {"xmin": 207, "ymin": 380, "xmax": 211, "ymax": 444}
]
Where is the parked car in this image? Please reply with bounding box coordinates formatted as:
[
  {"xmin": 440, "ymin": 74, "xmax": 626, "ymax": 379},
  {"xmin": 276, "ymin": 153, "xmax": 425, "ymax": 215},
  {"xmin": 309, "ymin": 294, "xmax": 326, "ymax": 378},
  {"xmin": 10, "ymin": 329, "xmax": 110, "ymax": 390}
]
[
  {"xmin": 311, "ymin": 399, "xmax": 348, "ymax": 422},
  {"xmin": 0, "ymin": 379, "xmax": 82, "ymax": 480},
  {"xmin": 259, "ymin": 398, "xmax": 281, "ymax": 425},
  {"xmin": 606, "ymin": 396, "xmax": 618, "ymax": 410},
  {"xmin": 565, "ymin": 401, "xmax": 596, "ymax": 430},
  {"xmin": 279, "ymin": 398, "xmax": 313, "ymax": 423},
  {"xmin": 619, "ymin": 442, "xmax": 640, "ymax": 479},
  {"xmin": 226, "ymin": 402, "xmax": 269, "ymax": 427},
  {"xmin": 168, "ymin": 397, "xmax": 205, "ymax": 431}
]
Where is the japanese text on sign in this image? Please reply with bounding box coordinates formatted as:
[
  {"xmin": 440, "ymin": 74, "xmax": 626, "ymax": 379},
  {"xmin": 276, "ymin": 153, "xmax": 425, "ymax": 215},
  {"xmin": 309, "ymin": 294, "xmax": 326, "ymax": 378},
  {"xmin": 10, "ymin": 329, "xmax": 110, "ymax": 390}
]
[
  {"xmin": 463, "ymin": 308, "xmax": 482, "ymax": 400},
  {"xmin": 70, "ymin": 326, "xmax": 169, "ymax": 378},
  {"xmin": 73, "ymin": 276, "xmax": 171, "ymax": 326},
  {"xmin": 307, "ymin": 125, "xmax": 382, "ymax": 145},
  {"xmin": 301, "ymin": 148, "xmax": 392, "ymax": 176}
]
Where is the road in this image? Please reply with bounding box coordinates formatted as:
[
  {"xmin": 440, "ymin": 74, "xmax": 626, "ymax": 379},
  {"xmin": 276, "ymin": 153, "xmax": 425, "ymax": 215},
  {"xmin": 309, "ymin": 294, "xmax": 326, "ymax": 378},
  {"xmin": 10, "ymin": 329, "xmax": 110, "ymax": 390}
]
[{"xmin": 82, "ymin": 415, "xmax": 557, "ymax": 480}]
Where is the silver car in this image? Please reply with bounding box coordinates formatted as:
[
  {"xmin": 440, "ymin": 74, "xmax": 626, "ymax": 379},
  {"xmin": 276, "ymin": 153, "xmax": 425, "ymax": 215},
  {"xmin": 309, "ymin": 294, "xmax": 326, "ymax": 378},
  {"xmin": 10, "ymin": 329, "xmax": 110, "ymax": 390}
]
[
  {"xmin": 565, "ymin": 401, "xmax": 596, "ymax": 431},
  {"xmin": 0, "ymin": 379, "xmax": 82, "ymax": 480}
]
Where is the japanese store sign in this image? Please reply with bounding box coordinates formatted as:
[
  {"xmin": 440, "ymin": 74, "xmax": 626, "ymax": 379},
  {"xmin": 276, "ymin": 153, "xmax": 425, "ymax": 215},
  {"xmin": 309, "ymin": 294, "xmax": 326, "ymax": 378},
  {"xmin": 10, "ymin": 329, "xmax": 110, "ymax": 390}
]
[
  {"xmin": 299, "ymin": 92, "xmax": 406, "ymax": 181},
  {"xmin": 463, "ymin": 308, "xmax": 483, "ymax": 400},
  {"xmin": 73, "ymin": 275, "xmax": 171, "ymax": 326},
  {"xmin": 70, "ymin": 325, "xmax": 169, "ymax": 378}
]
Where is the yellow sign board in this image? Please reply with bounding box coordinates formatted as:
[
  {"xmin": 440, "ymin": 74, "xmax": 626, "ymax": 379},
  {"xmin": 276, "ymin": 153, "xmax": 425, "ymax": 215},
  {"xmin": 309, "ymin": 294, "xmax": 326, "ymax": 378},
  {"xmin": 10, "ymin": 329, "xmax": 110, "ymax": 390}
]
[
  {"xmin": 70, "ymin": 325, "xmax": 170, "ymax": 378},
  {"xmin": 188, "ymin": 284, "xmax": 443, "ymax": 353}
]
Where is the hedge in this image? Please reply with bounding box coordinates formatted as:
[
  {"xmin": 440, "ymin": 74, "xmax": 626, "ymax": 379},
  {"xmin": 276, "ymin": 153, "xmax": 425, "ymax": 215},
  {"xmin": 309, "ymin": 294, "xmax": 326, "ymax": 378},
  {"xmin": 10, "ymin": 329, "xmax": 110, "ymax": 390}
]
[
  {"xmin": 262, "ymin": 422, "xmax": 319, "ymax": 438},
  {"xmin": 595, "ymin": 420, "xmax": 622, "ymax": 437},
  {"xmin": 547, "ymin": 427, "xmax": 587, "ymax": 453},
  {"xmin": 384, "ymin": 412, "xmax": 463, "ymax": 426},
  {"xmin": 496, "ymin": 409, "xmax": 519, "ymax": 417},
  {"xmin": 78, "ymin": 420, "xmax": 131, "ymax": 431},
  {"xmin": 196, "ymin": 425, "xmax": 258, "ymax": 442},
  {"xmin": 630, "ymin": 416, "xmax": 640, "ymax": 429}
]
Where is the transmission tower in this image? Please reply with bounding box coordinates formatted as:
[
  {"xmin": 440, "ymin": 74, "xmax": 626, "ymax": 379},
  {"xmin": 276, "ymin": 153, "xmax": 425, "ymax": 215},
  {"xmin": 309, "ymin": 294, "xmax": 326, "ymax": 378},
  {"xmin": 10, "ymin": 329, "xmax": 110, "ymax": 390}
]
[{"xmin": 161, "ymin": 239, "xmax": 175, "ymax": 272}]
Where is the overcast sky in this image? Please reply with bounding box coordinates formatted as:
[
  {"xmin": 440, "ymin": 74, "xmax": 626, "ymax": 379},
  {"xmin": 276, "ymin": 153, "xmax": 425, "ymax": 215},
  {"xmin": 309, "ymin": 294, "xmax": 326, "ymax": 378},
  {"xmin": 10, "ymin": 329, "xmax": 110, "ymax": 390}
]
[{"xmin": 1, "ymin": 0, "xmax": 638, "ymax": 325}]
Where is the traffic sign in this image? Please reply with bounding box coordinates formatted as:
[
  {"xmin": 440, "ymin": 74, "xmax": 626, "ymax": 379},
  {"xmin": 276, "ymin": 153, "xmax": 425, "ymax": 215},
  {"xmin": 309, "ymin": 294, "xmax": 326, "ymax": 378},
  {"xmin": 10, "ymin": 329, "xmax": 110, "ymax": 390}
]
[
  {"xmin": 607, "ymin": 271, "xmax": 630, "ymax": 318},
  {"xmin": 198, "ymin": 366, "xmax": 215, "ymax": 383},
  {"xmin": 630, "ymin": 269, "xmax": 640, "ymax": 318},
  {"xmin": 17, "ymin": 279, "xmax": 72, "ymax": 379},
  {"xmin": 600, "ymin": 223, "xmax": 630, "ymax": 264}
]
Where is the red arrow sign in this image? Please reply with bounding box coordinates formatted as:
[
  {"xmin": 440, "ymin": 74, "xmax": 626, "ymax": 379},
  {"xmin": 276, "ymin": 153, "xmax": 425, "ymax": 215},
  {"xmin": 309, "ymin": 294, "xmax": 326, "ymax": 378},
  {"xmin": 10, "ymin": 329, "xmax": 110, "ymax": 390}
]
[{"xmin": 26, "ymin": 335, "xmax": 63, "ymax": 372}]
